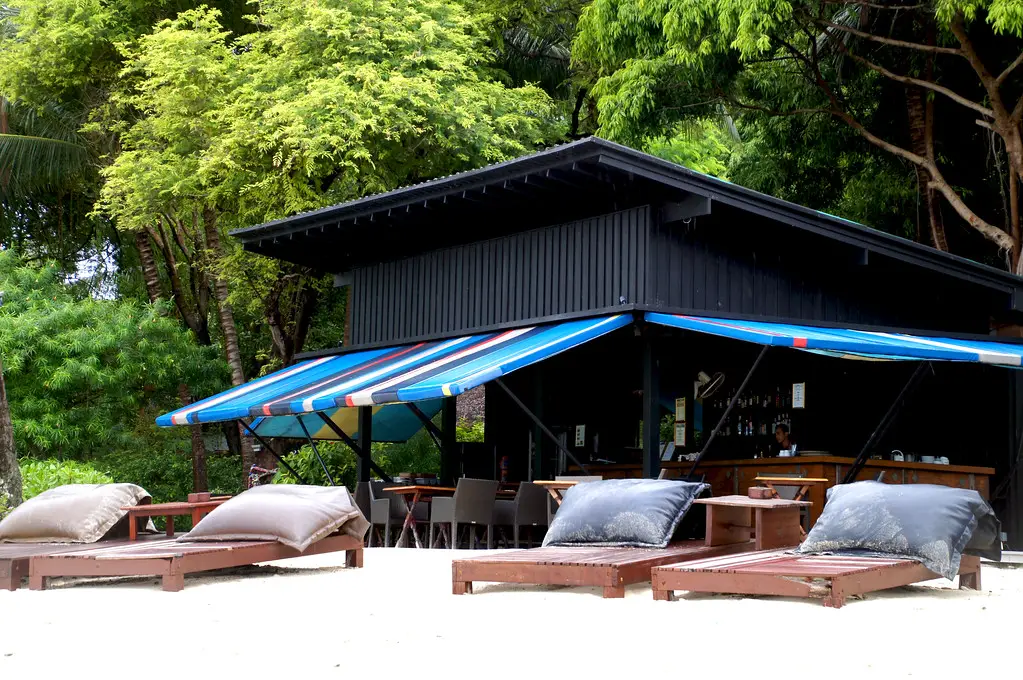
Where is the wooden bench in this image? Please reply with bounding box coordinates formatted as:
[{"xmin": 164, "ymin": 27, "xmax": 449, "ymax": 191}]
[
  {"xmin": 651, "ymin": 549, "xmax": 982, "ymax": 608},
  {"xmin": 28, "ymin": 533, "xmax": 364, "ymax": 592},
  {"xmin": 452, "ymin": 539, "xmax": 756, "ymax": 598}
]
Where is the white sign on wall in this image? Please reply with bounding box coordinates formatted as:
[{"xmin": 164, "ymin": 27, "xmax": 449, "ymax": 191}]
[
  {"xmin": 793, "ymin": 382, "xmax": 806, "ymax": 409},
  {"xmin": 575, "ymin": 424, "xmax": 586, "ymax": 447},
  {"xmin": 674, "ymin": 397, "xmax": 687, "ymax": 446}
]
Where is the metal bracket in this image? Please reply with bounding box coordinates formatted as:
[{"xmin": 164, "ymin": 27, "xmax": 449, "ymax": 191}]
[{"xmin": 314, "ymin": 412, "xmax": 393, "ymax": 482}]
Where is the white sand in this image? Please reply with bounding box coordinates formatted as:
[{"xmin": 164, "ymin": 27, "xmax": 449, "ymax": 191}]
[{"xmin": 0, "ymin": 548, "xmax": 1018, "ymax": 679}]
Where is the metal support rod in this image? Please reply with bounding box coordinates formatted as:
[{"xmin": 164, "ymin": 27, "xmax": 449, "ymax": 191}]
[
  {"xmin": 296, "ymin": 415, "xmax": 335, "ymax": 486},
  {"xmin": 237, "ymin": 420, "xmax": 308, "ymax": 484},
  {"xmin": 688, "ymin": 345, "xmax": 770, "ymax": 477},
  {"xmin": 314, "ymin": 411, "xmax": 393, "ymax": 482},
  {"xmin": 842, "ymin": 361, "xmax": 933, "ymax": 484},
  {"xmin": 494, "ymin": 378, "xmax": 590, "ymax": 475},
  {"xmin": 405, "ymin": 403, "xmax": 445, "ymax": 452}
]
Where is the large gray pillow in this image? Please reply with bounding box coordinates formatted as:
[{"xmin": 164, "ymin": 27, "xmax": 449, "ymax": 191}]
[
  {"xmin": 797, "ymin": 481, "xmax": 1001, "ymax": 580},
  {"xmin": 542, "ymin": 479, "xmax": 708, "ymax": 548},
  {"xmin": 185, "ymin": 484, "xmax": 370, "ymax": 552},
  {"xmin": 0, "ymin": 483, "xmax": 152, "ymax": 543}
]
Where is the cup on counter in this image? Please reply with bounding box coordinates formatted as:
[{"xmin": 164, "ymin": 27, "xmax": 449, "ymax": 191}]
[
  {"xmin": 937, "ymin": 456, "xmax": 950, "ymax": 465},
  {"xmin": 920, "ymin": 455, "xmax": 936, "ymax": 464}
]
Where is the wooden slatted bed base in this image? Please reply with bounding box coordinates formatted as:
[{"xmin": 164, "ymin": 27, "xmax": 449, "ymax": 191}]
[
  {"xmin": 28, "ymin": 533, "xmax": 364, "ymax": 592},
  {"xmin": 1, "ymin": 535, "xmax": 168, "ymax": 592},
  {"xmin": 452, "ymin": 539, "xmax": 758, "ymax": 598},
  {"xmin": 651, "ymin": 550, "xmax": 983, "ymax": 608}
]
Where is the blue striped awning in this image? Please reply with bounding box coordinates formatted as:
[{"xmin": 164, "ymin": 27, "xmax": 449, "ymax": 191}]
[
  {"xmin": 645, "ymin": 313, "xmax": 1023, "ymax": 367},
  {"xmin": 249, "ymin": 399, "xmax": 443, "ymax": 443},
  {"xmin": 157, "ymin": 314, "xmax": 631, "ymax": 427}
]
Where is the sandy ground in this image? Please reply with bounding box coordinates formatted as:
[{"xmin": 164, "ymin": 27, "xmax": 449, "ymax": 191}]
[{"xmin": 0, "ymin": 547, "xmax": 1018, "ymax": 679}]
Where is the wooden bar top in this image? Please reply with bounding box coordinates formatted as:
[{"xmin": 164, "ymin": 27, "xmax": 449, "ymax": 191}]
[{"xmin": 575, "ymin": 456, "xmax": 995, "ymax": 476}]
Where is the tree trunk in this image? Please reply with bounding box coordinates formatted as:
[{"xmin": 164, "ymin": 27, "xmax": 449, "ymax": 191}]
[
  {"xmin": 906, "ymin": 87, "xmax": 948, "ymax": 251},
  {"xmin": 0, "ymin": 355, "xmax": 23, "ymax": 510},
  {"xmin": 201, "ymin": 208, "xmax": 255, "ymax": 483},
  {"xmin": 179, "ymin": 384, "xmax": 208, "ymax": 492},
  {"xmin": 138, "ymin": 230, "xmax": 209, "ymax": 493}
]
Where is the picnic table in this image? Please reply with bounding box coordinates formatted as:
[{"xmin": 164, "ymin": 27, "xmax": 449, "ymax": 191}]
[
  {"xmin": 696, "ymin": 495, "xmax": 810, "ymax": 551},
  {"xmin": 384, "ymin": 485, "xmax": 517, "ymax": 548},
  {"xmin": 121, "ymin": 496, "xmax": 231, "ymax": 540}
]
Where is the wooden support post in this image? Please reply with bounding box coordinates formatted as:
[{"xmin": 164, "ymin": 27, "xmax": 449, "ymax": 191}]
[
  {"xmin": 642, "ymin": 333, "xmax": 661, "ymax": 479},
  {"xmin": 357, "ymin": 406, "xmax": 372, "ymax": 484},
  {"xmin": 440, "ymin": 397, "xmax": 458, "ymax": 486}
]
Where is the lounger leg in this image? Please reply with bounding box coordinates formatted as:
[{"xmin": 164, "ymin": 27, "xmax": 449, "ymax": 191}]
[
  {"xmin": 1, "ymin": 563, "xmax": 16, "ymax": 591},
  {"xmin": 823, "ymin": 582, "xmax": 846, "ymax": 608},
  {"xmin": 162, "ymin": 572, "xmax": 185, "ymax": 592},
  {"xmin": 346, "ymin": 548, "xmax": 364, "ymax": 569},
  {"xmin": 29, "ymin": 573, "xmax": 46, "ymax": 591},
  {"xmin": 652, "ymin": 588, "xmax": 675, "ymax": 602},
  {"xmin": 452, "ymin": 580, "xmax": 473, "ymax": 595},
  {"xmin": 959, "ymin": 557, "xmax": 982, "ymax": 590},
  {"xmin": 602, "ymin": 586, "xmax": 625, "ymax": 598},
  {"xmin": 1, "ymin": 574, "xmax": 15, "ymax": 592}
]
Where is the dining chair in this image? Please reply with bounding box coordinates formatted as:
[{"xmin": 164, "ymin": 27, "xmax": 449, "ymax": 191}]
[
  {"xmin": 429, "ymin": 478, "xmax": 499, "ymax": 549},
  {"xmin": 368, "ymin": 481, "xmax": 428, "ymax": 547},
  {"xmin": 493, "ymin": 482, "xmax": 549, "ymax": 548}
]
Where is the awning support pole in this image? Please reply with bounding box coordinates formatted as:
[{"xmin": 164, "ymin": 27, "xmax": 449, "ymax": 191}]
[
  {"xmin": 494, "ymin": 378, "xmax": 590, "ymax": 475},
  {"xmin": 688, "ymin": 345, "xmax": 770, "ymax": 478},
  {"xmin": 405, "ymin": 403, "xmax": 445, "ymax": 450},
  {"xmin": 236, "ymin": 420, "xmax": 308, "ymax": 484},
  {"xmin": 842, "ymin": 361, "xmax": 933, "ymax": 484},
  {"xmin": 297, "ymin": 415, "xmax": 335, "ymax": 486},
  {"xmin": 314, "ymin": 411, "xmax": 393, "ymax": 483}
]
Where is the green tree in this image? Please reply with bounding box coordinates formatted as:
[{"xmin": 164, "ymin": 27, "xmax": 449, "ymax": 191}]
[
  {"xmin": 0, "ymin": 250, "xmax": 227, "ymax": 460},
  {"xmin": 575, "ymin": 0, "xmax": 1023, "ymax": 269}
]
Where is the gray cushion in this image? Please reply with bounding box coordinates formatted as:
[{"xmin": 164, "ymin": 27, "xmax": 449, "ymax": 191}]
[
  {"xmin": 0, "ymin": 483, "xmax": 152, "ymax": 543},
  {"xmin": 797, "ymin": 481, "xmax": 1001, "ymax": 580},
  {"xmin": 542, "ymin": 479, "xmax": 708, "ymax": 548},
  {"xmin": 185, "ymin": 484, "xmax": 370, "ymax": 552}
]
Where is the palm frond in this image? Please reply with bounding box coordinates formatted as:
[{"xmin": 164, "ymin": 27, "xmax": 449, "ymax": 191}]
[{"xmin": 0, "ymin": 99, "xmax": 90, "ymax": 196}]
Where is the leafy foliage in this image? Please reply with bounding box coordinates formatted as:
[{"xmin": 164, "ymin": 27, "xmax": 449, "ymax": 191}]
[
  {"xmin": 18, "ymin": 458, "xmax": 113, "ymax": 500},
  {"xmin": 0, "ymin": 250, "xmax": 227, "ymax": 458},
  {"xmin": 94, "ymin": 450, "xmax": 243, "ymax": 505}
]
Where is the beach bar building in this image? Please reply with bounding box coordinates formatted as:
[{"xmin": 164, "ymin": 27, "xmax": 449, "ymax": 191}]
[{"xmin": 159, "ymin": 138, "xmax": 1023, "ymax": 547}]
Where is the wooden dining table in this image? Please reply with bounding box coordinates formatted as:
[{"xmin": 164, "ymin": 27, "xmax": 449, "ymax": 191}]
[
  {"xmin": 383, "ymin": 485, "xmax": 517, "ymax": 548},
  {"xmin": 532, "ymin": 480, "xmax": 579, "ymax": 506}
]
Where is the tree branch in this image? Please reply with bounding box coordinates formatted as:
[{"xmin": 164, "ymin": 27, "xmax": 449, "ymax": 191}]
[
  {"xmin": 814, "ymin": 19, "xmax": 962, "ymax": 55},
  {"xmin": 821, "ymin": 0, "xmax": 928, "ymax": 10},
  {"xmin": 840, "ymin": 44, "xmax": 995, "ymax": 118},
  {"xmin": 996, "ymin": 51, "xmax": 1023, "ymax": 87}
]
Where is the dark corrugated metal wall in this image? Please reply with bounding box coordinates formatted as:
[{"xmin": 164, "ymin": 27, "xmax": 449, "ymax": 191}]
[
  {"xmin": 648, "ymin": 218, "xmax": 879, "ymax": 325},
  {"xmin": 351, "ymin": 206, "xmax": 650, "ymax": 345}
]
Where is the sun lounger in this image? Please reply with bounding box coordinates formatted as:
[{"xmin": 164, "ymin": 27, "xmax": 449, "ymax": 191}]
[
  {"xmin": 1, "ymin": 535, "xmax": 166, "ymax": 591},
  {"xmin": 451, "ymin": 539, "xmax": 757, "ymax": 598},
  {"xmin": 28, "ymin": 532, "xmax": 364, "ymax": 592},
  {"xmin": 650, "ymin": 549, "xmax": 983, "ymax": 608}
]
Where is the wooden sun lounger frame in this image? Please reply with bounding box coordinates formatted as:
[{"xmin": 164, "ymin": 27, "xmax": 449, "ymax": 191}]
[
  {"xmin": 650, "ymin": 549, "xmax": 983, "ymax": 608},
  {"xmin": 452, "ymin": 539, "xmax": 758, "ymax": 598},
  {"xmin": 1, "ymin": 536, "xmax": 167, "ymax": 591},
  {"xmin": 28, "ymin": 533, "xmax": 364, "ymax": 592}
]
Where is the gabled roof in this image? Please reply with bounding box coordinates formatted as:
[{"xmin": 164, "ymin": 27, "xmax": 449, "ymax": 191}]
[{"xmin": 231, "ymin": 137, "xmax": 1022, "ymax": 294}]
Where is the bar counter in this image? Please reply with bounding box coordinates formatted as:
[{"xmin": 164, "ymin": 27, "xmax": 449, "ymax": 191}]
[{"xmin": 570, "ymin": 456, "xmax": 994, "ymax": 526}]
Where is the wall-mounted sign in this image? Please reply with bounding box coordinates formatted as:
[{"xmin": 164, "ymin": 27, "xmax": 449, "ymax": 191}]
[
  {"xmin": 793, "ymin": 382, "xmax": 806, "ymax": 409},
  {"xmin": 575, "ymin": 424, "xmax": 586, "ymax": 447},
  {"xmin": 674, "ymin": 397, "xmax": 687, "ymax": 446}
]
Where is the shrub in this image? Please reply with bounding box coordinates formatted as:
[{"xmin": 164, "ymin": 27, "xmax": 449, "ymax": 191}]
[
  {"xmin": 94, "ymin": 450, "xmax": 244, "ymax": 505},
  {"xmin": 19, "ymin": 458, "xmax": 114, "ymax": 500}
]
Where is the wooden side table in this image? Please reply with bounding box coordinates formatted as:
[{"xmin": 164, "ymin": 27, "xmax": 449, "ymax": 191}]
[
  {"xmin": 695, "ymin": 496, "xmax": 810, "ymax": 551},
  {"xmin": 121, "ymin": 498, "xmax": 230, "ymax": 540}
]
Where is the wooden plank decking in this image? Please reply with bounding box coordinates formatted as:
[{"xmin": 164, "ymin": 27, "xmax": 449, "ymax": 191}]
[
  {"xmin": 452, "ymin": 539, "xmax": 757, "ymax": 598},
  {"xmin": 28, "ymin": 533, "xmax": 364, "ymax": 592},
  {"xmin": 651, "ymin": 549, "xmax": 983, "ymax": 608}
]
